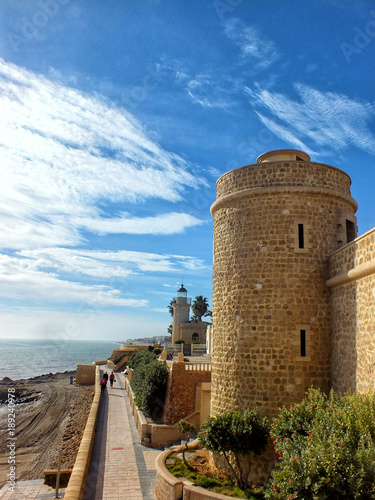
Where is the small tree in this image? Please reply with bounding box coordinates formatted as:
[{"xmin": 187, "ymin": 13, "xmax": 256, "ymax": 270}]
[
  {"xmin": 177, "ymin": 419, "xmax": 196, "ymax": 466},
  {"xmin": 199, "ymin": 409, "xmax": 269, "ymax": 489}
]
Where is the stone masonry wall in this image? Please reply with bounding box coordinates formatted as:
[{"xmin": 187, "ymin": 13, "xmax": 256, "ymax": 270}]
[
  {"xmin": 328, "ymin": 228, "xmax": 375, "ymax": 393},
  {"xmin": 163, "ymin": 362, "xmax": 211, "ymax": 425},
  {"xmin": 211, "ymin": 159, "xmax": 357, "ymax": 419},
  {"xmin": 216, "ymin": 161, "xmax": 352, "ymax": 200}
]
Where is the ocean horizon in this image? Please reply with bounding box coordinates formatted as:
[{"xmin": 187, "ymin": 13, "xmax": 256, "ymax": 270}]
[{"xmin": 0, "ymin": 338, "xmax": 122, "ymax": 381}]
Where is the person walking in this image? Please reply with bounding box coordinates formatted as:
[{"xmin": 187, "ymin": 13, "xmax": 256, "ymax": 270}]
[
  {"xmin": 109, "ymin": 372, "xmax": 116, "ymax": 387},
  {"xmin": 100, "ymin": 376, "xmax": 107, "ymax": 393}
]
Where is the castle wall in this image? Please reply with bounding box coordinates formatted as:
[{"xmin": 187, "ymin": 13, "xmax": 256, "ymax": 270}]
[
  {"xmin": 211, "ymin": 158, "xmax": 357, "ymax": 418},
  {"xmin": 327, "ymin": 228, "xmax": 375, "ymax": 393}
]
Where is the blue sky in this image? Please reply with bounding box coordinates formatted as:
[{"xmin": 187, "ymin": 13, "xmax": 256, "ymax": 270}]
[{"xmin": 0, "ymin": 0, "xmax": 374, "ymax": 341}]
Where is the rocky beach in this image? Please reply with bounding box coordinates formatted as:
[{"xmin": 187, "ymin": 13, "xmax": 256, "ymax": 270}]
[{"xmin": 0, "ymin": 371, "xmax": 94, "ymax": 488}]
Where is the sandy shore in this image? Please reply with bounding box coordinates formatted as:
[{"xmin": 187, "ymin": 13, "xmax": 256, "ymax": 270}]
[{"xmin": 0, "ymin": 371, "xmax": 94, "ymax": 488}]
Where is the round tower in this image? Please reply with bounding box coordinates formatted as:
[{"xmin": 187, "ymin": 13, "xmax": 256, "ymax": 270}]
[
  {"xmin": 171, "ymin": 284, "xmax": 191, "ymax": 343},
  {"xmin": 210, "ymin": 150, "xmax": 358, "ymax": 417}
]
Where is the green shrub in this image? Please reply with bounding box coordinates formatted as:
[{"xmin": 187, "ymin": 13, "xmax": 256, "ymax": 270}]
[
  {"xmin": 199, "ymin": 409, "xmax": 269, "ymax": 489},
  {"xmin": 141, "ymin": 360, "xmax": 169, "ymax": 421},
  {"xmin": 265, "ymin": 388, "xmax": 375, "ymax": 499},
  {"xmin": 128, "ymin": 349, "xmax": 155, "ymax": 369},
  {"xmin": 175, "ymin": 339, "xmax": 185, "ymax": 344},
  {"xmin": 130, "ymin": 358, "xmax": 169, "ymax": 422}
]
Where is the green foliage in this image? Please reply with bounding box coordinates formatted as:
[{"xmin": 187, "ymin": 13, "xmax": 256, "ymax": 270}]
[
  {"xmin": 148, "ymin": 344, "xmax": 154, "ymax": 352},
  {"xmin": 177, "ymin": 419, "xmax": 196, "ymax": 465},
  {"xmin": 130, "ymin": 358, "xmax": 169, "ymax": 422},
  {"xmin": 175, "ymin": 339, "xmax": 185, "ymax": 344},
  {"xmin": 128, "ymin": 349, "xmax": 156, "ymax": 369},
  {"xmin": 199, "ymin": 409, "xmax": 269, "ymax": 489},
  {"xmin": 168, "ymin": 299, "xmax": 175, "ymax": 317},
  {"xmin": 166, "ymin": 457, "xmax": 263, "ymax": 498},
  {"xmin": 265, "ymin": 388, "xmax": 375, "ymax": 500},
  {"xmin": 177, "ymin": 419, "xmax": 196, "ymax": 437},
  {"xmin": 192, "ymin": 295, "xmax": 209, "ymax": 322}
]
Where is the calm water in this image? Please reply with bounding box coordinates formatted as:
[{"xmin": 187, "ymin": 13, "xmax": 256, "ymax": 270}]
[{"xmin": 0, "ymin": 338, "xmax": 119, "ymax": 380}]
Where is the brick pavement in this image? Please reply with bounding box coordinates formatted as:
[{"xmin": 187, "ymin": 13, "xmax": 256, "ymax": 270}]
[
  {"xmin": 0, "ymin": 371, "xmax": 160, "ymax": 500},
  {"xmin": 82, "ymin": 371, "xmax": 160, "ymax": 500}
]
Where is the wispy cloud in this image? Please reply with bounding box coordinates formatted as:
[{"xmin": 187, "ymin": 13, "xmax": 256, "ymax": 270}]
[
  {"xmin": 186, "ymin": 74, "xmax": 237, "ymax": 109},
  {"xmin": 0, "ymin": 253, "xmax": 145, "ymax": 307},
  {"xmin": 223, "ymin": 19, "xmax": 281, "ymax": 69},
  {"xmin": 246, "ymin": 84, "xmax": 375, "ymax": 154},
  {"xmin": 0, "ymin": 246, "xmax": 207, "ymax": 309},
  {"xmin": 17, "ymin": 248, "xmax": 208, "ymax": 275},
  {"xmin": 73, "ymin": 212, "xmax": 205, "ymax": 235},
  {"xmin": 0, "ymin": 58, "xmax": 202, "ymax": 250}
]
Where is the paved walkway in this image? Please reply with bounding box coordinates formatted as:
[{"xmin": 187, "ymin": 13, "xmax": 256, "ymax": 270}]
[
  {"xmin": 0, "ymin": 479, "xmax": 65, "ymax": 499},
  {"xmin": 82, "ymin": 370, "xmax": 161, "ymax": 500},
  {"xmin": 0, "ymin": 371, "xmax": 161, "ymax": 500}
]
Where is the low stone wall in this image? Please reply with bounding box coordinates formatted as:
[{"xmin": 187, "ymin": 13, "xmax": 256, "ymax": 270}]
[
  {"xmin": 76, "ymin": 364, "xmax": 96, "ymax": 385},
  {"xmin": 63, "ymin": 365, "xmax": 101, "ymax": 500},
  {"xmin": 125, "ymin": 377, "xmax": 195, "ymax": 449}
]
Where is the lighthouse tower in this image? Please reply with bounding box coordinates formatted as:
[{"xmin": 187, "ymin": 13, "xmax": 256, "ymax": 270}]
[
  {"xmin": 210, "ymin": 149, "xmax": 358, "ymax": 418},
  {"xmin": 171, "ymin": 284, "xmax": 191, "ymax": 344}
]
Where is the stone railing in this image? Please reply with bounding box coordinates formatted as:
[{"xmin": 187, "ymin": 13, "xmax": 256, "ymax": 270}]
[
  {"xmin": 190, "ymin": 343, "xmax": 207, "ymax": 356},
  {"xmin": 185, "ymin": 362, "xmax": 211, "ymax": 372}
]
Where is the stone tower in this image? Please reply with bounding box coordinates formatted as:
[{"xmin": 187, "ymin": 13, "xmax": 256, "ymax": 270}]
[
  {"xmin": 210, "ymin": 149, "xmax": 358, "ymax": 418},
  {"xmin": 171, "ymin": 284, "xmax": 191, "ymax": 344}
]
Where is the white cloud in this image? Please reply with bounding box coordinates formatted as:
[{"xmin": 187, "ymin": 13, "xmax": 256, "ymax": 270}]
[
  {"xmin": 224, "ymin": 19, "xmax": 281, "ymax": 69},
  {"xmin": 0, "ymin": 58, "xmax": 200, "ymax": 250},
  {"xmin": 17, "ymin": 247, "xmax": 207, "ymax": 276},
  {"xmin": 246, "ymin": 84, "xmax": 375, "ymax": 154},
  {"xmin": 0, "ymin": 253, "xmax": 146, "ymax": 307},
  {"xmin": 73, "ymin": 212, "xmax": 204, "ymax": 235}
]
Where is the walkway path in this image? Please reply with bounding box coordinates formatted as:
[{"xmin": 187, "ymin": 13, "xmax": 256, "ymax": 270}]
[
  {"xmin": 82, "ymin": 370, "xmax": 161, "ymax": 500},
  {"xmin": 0, "ymin": 370, "xmax": 161, "ymax": 500}
]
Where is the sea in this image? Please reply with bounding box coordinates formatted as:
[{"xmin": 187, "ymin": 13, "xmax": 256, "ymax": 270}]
[{"xmin": 0, "ymin": 338, "xmax": 120, "ymax": 381}]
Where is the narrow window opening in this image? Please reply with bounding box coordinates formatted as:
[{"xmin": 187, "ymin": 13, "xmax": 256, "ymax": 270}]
[
  {"xmin": 300, "ymin": 330, "xmax": 306, "ymax": 357},
  {"xmin": 298, "ymin": 224, "xmax": 304, "ymax": 249},
  {"xmin": 346, "ymin": 220, "xmax": 356, "ymax": 243}
]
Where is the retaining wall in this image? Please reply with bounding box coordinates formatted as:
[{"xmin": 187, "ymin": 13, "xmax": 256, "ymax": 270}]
[{"xmin": 63, "ymin": 365, "xmax": 101, "ymax": 500}]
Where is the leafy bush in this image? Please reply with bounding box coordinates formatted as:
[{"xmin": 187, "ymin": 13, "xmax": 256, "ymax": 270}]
[
  {"xmin": 175, "ymin": 339, "xmax": 185, "ymax": 344},
  {"xmin": 199, "ymin": 409, "xmax": 269, "ymax": 489},
  {"xmin": 128, "ymin": 349, "xmax": 155, "ymax": 369},
  {"xmin": 130, "ymin": 356, "xmax": 169, "ymax": 422},
  {"xmin": 141, "ymin": 360, "xmax": 169, "ymax": 421},
  {"xmin": 265, "ymin": 388, "xmax": 375, "ymax": 500}
]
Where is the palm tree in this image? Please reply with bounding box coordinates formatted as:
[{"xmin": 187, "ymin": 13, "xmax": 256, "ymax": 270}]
[
  {"xmin": 168, "ymin": 300, "xmax": 175, "ymax": 317},
  {"xmin": 192, "ymin": 296, "xmax": 209, "ymax": 322}
]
